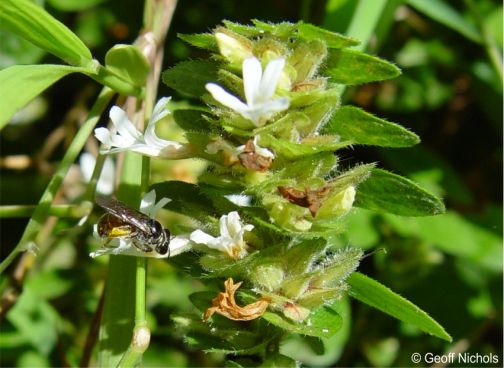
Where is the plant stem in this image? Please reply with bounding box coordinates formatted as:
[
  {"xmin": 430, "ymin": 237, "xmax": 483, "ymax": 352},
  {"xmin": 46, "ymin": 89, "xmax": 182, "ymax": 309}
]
[
  {"xmin": 0, "ymin": 87, "xmax": 115, "ymax": 275},
  {"xmin": 0, "ymin": 203, "xmax": 92, "ymax": 218},
  {"xmin": 97, "ymin": 1, "xmax": 178, "ymax": 365}
]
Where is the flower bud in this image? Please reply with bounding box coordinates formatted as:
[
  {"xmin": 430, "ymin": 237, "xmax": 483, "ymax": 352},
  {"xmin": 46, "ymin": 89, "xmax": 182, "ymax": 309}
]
[
  {"xmin": 250, "ymin": 263, "xmax": 285, "ymax": 291},
  {"xmin": 282, "ymin": 302, "xmax": 310, "ymax": 322},
  {"xmin": 317, "ymin": 186, "xmax": 356, "ymax": 218},
  {"xmin": 215, "ymin": 31, "xmax": 253, "ymax": 66}
]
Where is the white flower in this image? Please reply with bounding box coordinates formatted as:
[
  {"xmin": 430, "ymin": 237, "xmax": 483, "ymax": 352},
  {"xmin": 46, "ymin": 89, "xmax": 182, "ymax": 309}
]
[
  {"xmin": 94, "ymin": 97, "xmax": 190, "ymax": 158},
  {"xmin": 90, "ymin": 190, "xmax": 191, "ymax": 258},
  {"xmin": 205, "ymin": 57, "xmax": 290, "ymax": 126},
  {"xmin": 79, "ymin": 152, "xmax": 115, "ymax": 195},
  {"xmin": 190, "ymin": 211, "xmax": 253, "ymax": 259}
]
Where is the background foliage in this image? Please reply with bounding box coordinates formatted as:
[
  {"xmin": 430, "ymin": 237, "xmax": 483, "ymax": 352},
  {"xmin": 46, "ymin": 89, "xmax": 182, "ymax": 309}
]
[{"xmin": 0, "ymin": 0, "xmax": 502, "ymax": 366}]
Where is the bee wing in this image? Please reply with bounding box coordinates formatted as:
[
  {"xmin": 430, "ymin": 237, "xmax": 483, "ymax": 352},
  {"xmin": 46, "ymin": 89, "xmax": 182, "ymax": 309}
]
[{"xmin": 95, "ymin": 196, "xmax": 152, "ymax": 233}]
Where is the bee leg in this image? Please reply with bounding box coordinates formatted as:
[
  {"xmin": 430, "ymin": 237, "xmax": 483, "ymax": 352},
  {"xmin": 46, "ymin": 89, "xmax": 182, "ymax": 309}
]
[{"xmin": 132, "ymin": 239, "xmax": 153, "ymax": 253}]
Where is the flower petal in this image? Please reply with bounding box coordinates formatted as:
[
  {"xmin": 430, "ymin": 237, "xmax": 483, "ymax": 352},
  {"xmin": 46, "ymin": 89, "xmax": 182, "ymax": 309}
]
[
  {"xmin": 150, "ymin": 97, "xmax": 171, "ymax": 124},
  {"xmin": 242, "ymin": 57, "xmax": 262, "ymax": 105},
  {"xmin": 169, "ymin": 236, "xmax": 192, "ymax": 257},
  {"xmin": 190, "ymin": 229, "xmax": 217, "ymax": 244},
  {"xmin": 109, "ymin": 106, "xmax": 142, "ymax": 141},
  {"xmin": 259, "ymin": 58, "xmax": 286, "ymax": 100},
  {"xmin": 94, "ymin": 127, "xmax": 114, "ymax": 147},
  {"xmin": 206, "ymin": 83, "xmax": 248, "ymax": 112}
]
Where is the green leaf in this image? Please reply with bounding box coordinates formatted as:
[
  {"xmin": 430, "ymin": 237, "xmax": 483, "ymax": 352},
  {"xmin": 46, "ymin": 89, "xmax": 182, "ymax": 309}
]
[
  {"xmin": 178, "ymin": 33, "xmax": 217, "ymax": 51},
  {"xmin": 261, "ymin": 354, "xmax": 298, "ymax": 368},
  {"xmin": 260, "ymin": 134, "xmax": 351, "ymax": 160},
  {"xmin": 347, "ymin": 272, "xmax": 452, "ymax": 341},
  {"xmin": 162, "ymin": 60, "xmax": 220, "ymax": 98},
  {"xmin": 150, "ymin": 181, "xmax": 215, "ymax": 221},
  {"xmin": 297, "ymin": 22, "xmax": 360, "ymax": 48},
  {"xmin": 7, "ymin": 287, "xmax": 60, "ymax": 354},
  {"xmin": 322, "ymin": 106, "xmax": 420, "ymax": 147},
  {"xmin": 47, "ymin": 0, "xmax": 106, "ymax": 11},
  {"xmin": 173, "ymin": 109, "xmax": 215, "ymax": 133},
  {"xmin": 0, "ymin": 64, "xmax": 86, "ymax": 129},
  {"xmin": 262, "ymin": 305, "xmax": 342, "ymax": 338},
  {"xmin": 0, "ymin": 0, "xmax": 93, "ymax": 67},
  {"xmin": 104, "ymin": 44, "xmax": 149, "ymax": 87},
  {"xmin": 355, "ymin": 168, "xmax": 445, "ymax": 216},
  {"xmin": 407, "ymin": 0, "xmax": 482, "ymax": 43},
  {"xmin": 322, "ymin": 49, "xmax": 401, "ymax": 85},
  {"xmin": 383, "ymin": 211, "xmax": 503, "ymax": 273}
]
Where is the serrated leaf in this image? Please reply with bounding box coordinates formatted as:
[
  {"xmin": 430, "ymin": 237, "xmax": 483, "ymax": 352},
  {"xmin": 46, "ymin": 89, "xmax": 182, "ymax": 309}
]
[
  {"xmin": 162, "ymin": 60, "xmax": 220, "ymax": 98},
  {"xmin": 355, "ymin": 168, "xmax": 446, "ymax": 216},
  {"xmin": 322, "ymin": 49, "xmax": 401, "ymax": 85},
  {"xmin": 178, "ymin": 33, "xmax": 217, "ymax": 51},
  {"xmin": 173, "ymin": 109, "xmax": 215, "ymax": 133},
  {"xmin": 222, "ymin": 20, "xmax": 261, "ymax": 37},
  {"xmin": 297, "ymin": 22, "xmax": 360, "ymax": 48},
  {"xmin": 0, "ymin": 0, "xmax": 93, "ymax": 67},
  {"xmin": 322, "ymin": 106, "xmax": 420, "ymax": 147},
  {"xmin": 104, "ymin": 44, "xmax": 149, "ymax": 87},
  {"xmin": 0, "ymin": 64, "xmax": 85, "ymax": 129},
  {"xmin": 262, "ymin": 305, "xmax": 342, "ymax": 338},
  {"xmin": 348, "ymin": 272, "xmax": 452, "ymax": 341}
]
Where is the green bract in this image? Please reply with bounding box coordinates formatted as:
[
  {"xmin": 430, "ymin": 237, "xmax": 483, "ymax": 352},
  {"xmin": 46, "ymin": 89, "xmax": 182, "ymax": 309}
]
[{"xmin": 158, "ymin": 20, "xmax": 450, "ymax": 350}]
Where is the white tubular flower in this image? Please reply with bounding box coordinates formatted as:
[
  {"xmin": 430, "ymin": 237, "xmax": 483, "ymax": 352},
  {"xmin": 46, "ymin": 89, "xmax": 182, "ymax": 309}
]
[
  {"xmin": 94, "ymin": 97, "xmax": 190, "ymax": 158},
  {"xmin": 205, "ymin": 57, "xmax": 290, "ymax": 127},
  {"xmin": 190, "ymin": 211, "xmax": 253, "ymax": 259},
  {"xmin": 90, "ymin": 190, "xmax": 192, "ymax": 258}
]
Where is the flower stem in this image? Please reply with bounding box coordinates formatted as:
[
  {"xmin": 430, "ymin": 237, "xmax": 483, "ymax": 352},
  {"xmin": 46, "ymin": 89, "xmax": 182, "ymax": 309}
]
[{"xmin": 0, "ymin": 87, "xmax": 115, "ymax": 275}]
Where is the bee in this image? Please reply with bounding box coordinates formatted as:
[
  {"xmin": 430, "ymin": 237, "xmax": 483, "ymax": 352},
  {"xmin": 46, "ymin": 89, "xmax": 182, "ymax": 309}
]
[{"xmin": 95, "ymin": 196, "xmax": 170, "ymax": 255}]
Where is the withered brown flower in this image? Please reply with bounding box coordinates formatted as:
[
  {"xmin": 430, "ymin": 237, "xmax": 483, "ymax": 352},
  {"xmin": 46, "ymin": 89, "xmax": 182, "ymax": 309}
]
[
  {"xmin": 238, "ymin": 139, "xmax": 273, "ymax": 172},
  {"xmin": 278, "ymin": 185, "xmax": 331, "ymax": 217},
  {"xmin": 204, "ymin": 278, "xmax": 270, "ymax": 321}
]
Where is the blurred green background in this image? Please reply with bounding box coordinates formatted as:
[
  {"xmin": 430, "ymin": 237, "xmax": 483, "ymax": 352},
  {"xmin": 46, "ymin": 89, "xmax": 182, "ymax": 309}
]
[{"xmin": 0, "ymin": 0, "xmax": 502, "ymax": 366}]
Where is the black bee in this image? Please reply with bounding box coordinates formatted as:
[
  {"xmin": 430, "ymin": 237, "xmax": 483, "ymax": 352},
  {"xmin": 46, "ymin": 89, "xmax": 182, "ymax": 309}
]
[{"xmin": 95, "ymin": 196, "xmax": 170, "ymax": 255}]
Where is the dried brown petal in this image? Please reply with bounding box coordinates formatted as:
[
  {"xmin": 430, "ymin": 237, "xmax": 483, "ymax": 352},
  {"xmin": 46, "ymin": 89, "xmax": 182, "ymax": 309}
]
[
  {"xmin": 238, "ymin": 139, "xmax": 273, "ymax": 172},
  {"xmin": 278, "ymin": 185, "xmax": 330, "ymax": 217},
  {"xmin": 204, "ymin": 278, "xmax": 270, "ymax": 321}
]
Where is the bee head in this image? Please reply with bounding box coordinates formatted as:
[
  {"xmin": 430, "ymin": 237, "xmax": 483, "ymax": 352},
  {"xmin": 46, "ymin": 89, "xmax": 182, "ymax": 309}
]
[{"xmin": 155, "ymin": 229, "xmax": 171, "ymax": 255}]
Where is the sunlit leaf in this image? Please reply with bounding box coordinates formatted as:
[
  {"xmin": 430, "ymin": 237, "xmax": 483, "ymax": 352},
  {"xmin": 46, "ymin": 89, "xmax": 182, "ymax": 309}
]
[
  {"xmin": 47, "ymin": 0, "xmax": 106, "ymax": 11},
  {"xmin": 297, "ymin": 22, "xmax": 359, "ymax": 48},
  {"xmin": 322, "ymin": 106, "xmax": 420, "ymax": 147},
  {"xmin": 355, "ymin": 168, "xmax": 445, "ymax": 216},
  {"xmin": 0, "ymin": 64, "xmax": 86, "ymax": 129},
  {"xmin": 0, "ymin": 0, "xmax": 93, "ymax": 66},
  {"xmin": 322, "ymin": 49, "xmax": 401, "ymax": 84},
  {"xmin": 348, "ymin": 272, "xmax": 452, "ymax": 341}
]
